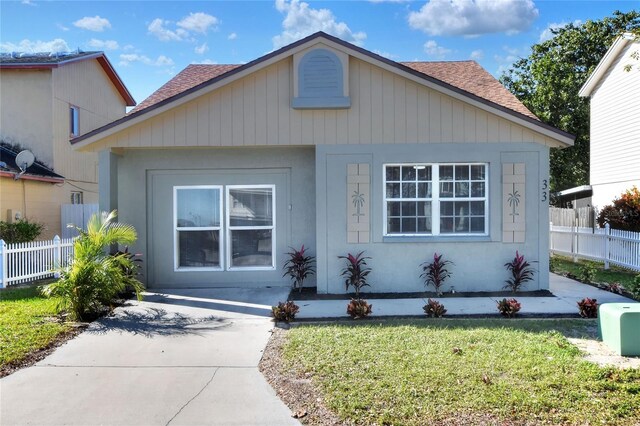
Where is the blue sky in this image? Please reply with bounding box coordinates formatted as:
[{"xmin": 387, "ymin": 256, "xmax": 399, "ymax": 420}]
[{"xmin": 1, "ymin": 0, "xmax": 637, "ymax": 105}]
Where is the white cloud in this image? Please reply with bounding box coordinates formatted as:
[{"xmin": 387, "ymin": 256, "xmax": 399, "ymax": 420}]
[
  {"xmin": 0, "ymin": 38, "xmax": 70, "ymax": 53},
  {"xmin": 228, "ymin": 32, "xmax": 237, "ymax": 40},
  {"xmin": 88, "ymin": 39, "xmax": 119, "ymax": 50},
  {"xmin": 193, "ymin": 59, "xmax": 218, "ymax": 65},
  {"xmin": 373, "ymin": 49, "xmax": 397, "ymax": 59},
  {"xmin": 123, "ymin": 44, "xmax": 135, "ymax": 51},
  {"xmin": 148, "ymin": 18, "xmax": 189, "ymax": 41},
  {"xmin": 539, "ymin": 20, "xmax": 582, "ymax": 42},
  {"xmin": 408, "ymin": 0, "xmax": 538, "ymax": 36},
  {"xmin": 273, "ymin": 0, "xmax": 366, "ymax": 49},
  {"xmin": 73, "ymin": 15, "xmax": 111, "ymax": 32},
  {"xmin": 423, "ymin": 40, "xmax": 451, "ymax": 59},
  {"xmin": 119, "ymin": 53, "xmax": 174, "ymax": 67},
  {"xmin": 177, "ymin": 12, "xmax": 218, "ymax": 34},
  {"xmin": 470, "ymin": 49, "xmax": 484, "ymax": 60},
  {"xmin": 369, "ymin": 0, "xmax": 411, "ymax": 3},
  {"xmin": 21, "ymin": 0, "xmax": 36, "ymax": 6},
  {"xmin": 195, "ymin": 42, "xmax": 209, "ymax": 54},
  {"xmin": 56, "ymin": 23, "xmax": 69, "ymax": 31}
]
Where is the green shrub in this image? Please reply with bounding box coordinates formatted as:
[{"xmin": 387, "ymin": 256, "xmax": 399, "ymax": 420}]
[
  {"xmin": 578, "ymin": 263, "xmax": 597, "ymax": 283},
  {"xmin": 0, "ymin": 219, "xmax": 44, "ymax": 244},
  {"xmin": 42, "ymin": 210, "xmax": 143, "ymax": 321},
  {"xmin": 549, "ymin": 255, "xmax": 561, "ymax": 272},
  {"xmin": 626, "ymin": 275, "xmax": 640, "ymax": 299}
]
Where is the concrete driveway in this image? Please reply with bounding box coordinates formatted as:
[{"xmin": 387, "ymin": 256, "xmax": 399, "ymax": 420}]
[{"xmin": 0, "ymin": 287, "xmax": 299, "ymax": 426}]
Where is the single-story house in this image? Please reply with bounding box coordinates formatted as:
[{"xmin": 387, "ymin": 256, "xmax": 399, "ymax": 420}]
[{"xmin": 71, "ymin": 32, "xmax": 574, "ymax": 293}]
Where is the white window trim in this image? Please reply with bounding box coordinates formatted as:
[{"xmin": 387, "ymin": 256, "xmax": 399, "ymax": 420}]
[
  {"xmin": 383, "ymin": 163, "xmax": 489, "ymax": 237},
  {"xmin": 173, "ymin": 185, "xmax": 223, "ymax": 272},
  {"xmin": 225, "ymin": 185, "xmax": 276, "ymax": 271},
  {"xmin": 70, "ymin": 105, "xmax": 79, "ymax": 138}
]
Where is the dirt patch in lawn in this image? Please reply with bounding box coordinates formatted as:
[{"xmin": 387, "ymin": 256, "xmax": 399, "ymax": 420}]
[
  {"xmin": 569, "ymin": 337, "xmax": 640, "ymax": 369},
  {"xmin": 0, "ymin": 323, "xmax": 87, "ymax": 379}
]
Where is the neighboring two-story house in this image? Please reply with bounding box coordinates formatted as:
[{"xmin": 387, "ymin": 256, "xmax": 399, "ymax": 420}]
[
  {"xmin": 0, "ymin": 51, "xmax": 135, "ymax": 238},
  {"xmin": 579, "ymin": 33, "xmax": 640, "ymax": 209}
]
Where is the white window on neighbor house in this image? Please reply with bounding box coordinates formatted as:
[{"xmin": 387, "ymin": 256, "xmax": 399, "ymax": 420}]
[
  {"xmin": 174, "ymin": 186, "xmax": 223, "ymax": 270},
  {"xmin": 384, "ymin": 163, "xmax": 488, "ymax": 236},
  {"xmin": 226, "ymin": 185, "xmax": 275, "ymax": 270},
  {"xmin": 69, "ymin": 105, "xmax": 79, "ymax": 137},
  {"xmin": 70, "ymin": 191, "xmax": 83, "ymax": 204}
]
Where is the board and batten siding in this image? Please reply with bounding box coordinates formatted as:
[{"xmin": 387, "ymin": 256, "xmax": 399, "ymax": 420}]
[
  {"xmin": 87, "ymin": 57, "xmax": 559, "ymax": 151},
  {"xmin": 589, "ymin": 41, "xmax": 640, "ymax": 208},
  {"xmin": 52, "ymin": 59, "xmax": 127, "ymax": 184}
]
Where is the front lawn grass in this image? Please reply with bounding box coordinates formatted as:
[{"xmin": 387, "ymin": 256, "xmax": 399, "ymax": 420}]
[
  {"xmin": 551, "ymin": 255, "xmax": 637, "ymax": 288},
  {"xmin": 0, "ymin": 286, "xmax": 70, "ymax": 367},
  {"xmin": 283, "ymin": 319, "xmax": 640, "ymax": 425}
]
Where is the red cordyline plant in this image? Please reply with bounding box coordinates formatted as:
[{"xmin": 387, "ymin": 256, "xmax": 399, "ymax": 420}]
[
  {"xmin": 283, "ymin": 245, "xmax": 316, "ymax": 293},
  {"xmin": 420, "ymin": 253, "xmax": 453, "ymax": 296},
  {"xmin": 504, "ymin": 251, "xmax": 535, "ymax": 292},
  {"xmin": 339, "ymin": 251, "xmax": 372, "ymax": 300}
]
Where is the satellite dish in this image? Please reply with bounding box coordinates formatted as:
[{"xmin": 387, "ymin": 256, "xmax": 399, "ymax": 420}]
[
  {"xmin": 15, "ymin": 150, "xmax": 35, "ymax": 172},
  {"xmin": 14, "ymin": 150, "xmax": 35, "ymax": 180}
]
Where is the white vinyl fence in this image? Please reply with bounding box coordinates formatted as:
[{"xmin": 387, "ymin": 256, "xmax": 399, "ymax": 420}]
[
  {"xmin": 550, "ymin": 223, "xmax": 640, "ymax": 272},
  {"xmin": 0, "ymin": 236, "xmax": 75, "ymax": 288}
]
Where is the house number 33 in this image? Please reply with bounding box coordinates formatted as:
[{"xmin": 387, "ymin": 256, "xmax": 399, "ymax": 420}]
[{"xmin": 541, "ymin": 180, "xmax": 548, "ymax": 202}]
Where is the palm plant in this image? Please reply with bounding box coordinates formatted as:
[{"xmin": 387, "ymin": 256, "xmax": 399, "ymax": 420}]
[{"xmin": 42, "ymin": 210, "xmax": 143, "ymax": 321}]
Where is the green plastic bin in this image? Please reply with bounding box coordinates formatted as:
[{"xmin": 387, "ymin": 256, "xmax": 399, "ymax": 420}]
[{"xmin": 598, "ymin": 303, "xmax": 640, "ymax": 356}]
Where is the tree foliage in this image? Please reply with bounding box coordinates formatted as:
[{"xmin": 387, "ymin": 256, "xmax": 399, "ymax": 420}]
[
  {"xmin": 500, "ymin": 11, "xmax": 640, "ymax": 195},
  {"xmin": 597, "ymin": 186, "xmax": 640, "ymax": 232}
]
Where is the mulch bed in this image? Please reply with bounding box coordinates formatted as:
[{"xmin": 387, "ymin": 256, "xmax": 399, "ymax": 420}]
[
  {"xmin": 290, "ymin": 287, "xmax": 554, "ymax": 301},
  {"xmin": 0, "ymin": 323, "xmax": 87, "ymax": 378}
]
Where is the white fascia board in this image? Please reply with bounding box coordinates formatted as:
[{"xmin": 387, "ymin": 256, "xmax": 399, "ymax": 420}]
[{"xmin": 579, "ymin": 33, "xmax": 636, "ymax": 98}]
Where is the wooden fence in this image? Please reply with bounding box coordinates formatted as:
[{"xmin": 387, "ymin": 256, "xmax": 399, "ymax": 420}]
[
  {"xmin": 550, "ymin": 223, "xmax": 640, "ymax": 272},
  {"xmin": 549, "ymin": 207, "xmax": 596, "ymax": 228},
  {"xmin": 0, "ymin": 236, "xmax": 75, "ymax": 288}
]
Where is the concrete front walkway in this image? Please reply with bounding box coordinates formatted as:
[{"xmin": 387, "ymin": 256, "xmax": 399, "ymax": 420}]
[
  {"xmin": 295, "ymin": 273, "xmax": 637, "ymax": 318},
  {"xmin": 0, "ymin": 287, "xmax": 299, "ymax": 426}
]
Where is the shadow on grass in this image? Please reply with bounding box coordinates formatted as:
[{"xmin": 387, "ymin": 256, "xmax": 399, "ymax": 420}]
[
  {"xmin": 87, "ymin": 307, "xmax": 230, "ymax": 338},
  {"xmin": 293, "ymin": 317, "xmax": 600, "ymax": 339}
]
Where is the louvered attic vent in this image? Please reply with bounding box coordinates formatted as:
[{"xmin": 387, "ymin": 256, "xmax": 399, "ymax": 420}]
[{"xmin": 292, "ymin": 48, "xmax": 351, "ymax": 109}]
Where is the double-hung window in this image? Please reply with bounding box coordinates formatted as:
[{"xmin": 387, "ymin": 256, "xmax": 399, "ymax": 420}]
[
  {"xmin": 174, "ymin": 186, "xmax": 223, "ymax": 270},
  {"xmin": 384, "ymin": 163, "xmax": 488, "ymax": 236},
  {"xmin": 173, "ymin": 184, "xmax": 275, "ymax": 271},
  {"xmin": 227, "ymin": 185, "xmax": 275, "ymax": 269}
]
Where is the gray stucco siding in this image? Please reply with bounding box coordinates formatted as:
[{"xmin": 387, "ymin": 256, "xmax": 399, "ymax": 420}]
[
  {"xmin": 316, "ymin": 143, "xmax": 550, "ymax": 294},
  {"xmin": 113, "ymin": 147, "xmax": 316, "ymax": 289}
]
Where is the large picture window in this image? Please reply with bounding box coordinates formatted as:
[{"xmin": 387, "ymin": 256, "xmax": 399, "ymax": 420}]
[
  {"xmin": 384, "ymin": 163, "xmax": 488, "ymax": 236},
  {"xmin": 173, "ymin": 184, "xmax": 276, "ymax": 271}
]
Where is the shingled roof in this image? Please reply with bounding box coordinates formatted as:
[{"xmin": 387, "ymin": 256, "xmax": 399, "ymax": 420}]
[{"xmin": 131, "ymin": 61, "xmax": 537, "ymax": 120}]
